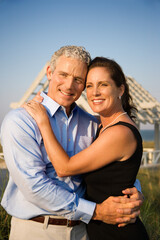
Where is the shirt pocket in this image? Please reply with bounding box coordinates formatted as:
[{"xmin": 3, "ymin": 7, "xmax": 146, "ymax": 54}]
[{"xmin": 76, "ymin": 136, "xmax": 93, "ymax": 153}]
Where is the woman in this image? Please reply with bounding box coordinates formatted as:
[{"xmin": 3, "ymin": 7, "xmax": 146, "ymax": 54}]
[{"xmin": 24, "ymin": 57, "xmax": 149, "ymax": 239}]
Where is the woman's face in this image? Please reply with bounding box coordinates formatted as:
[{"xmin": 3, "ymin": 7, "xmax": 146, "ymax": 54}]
[{"xmin": 86, "ymin": 67, "xmax": 124, "ymax": 116}]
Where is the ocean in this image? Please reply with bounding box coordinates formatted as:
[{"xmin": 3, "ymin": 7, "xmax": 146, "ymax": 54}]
[{"xmin": 140, "ymin": 129, "xmax": 158, "ymax": 142}]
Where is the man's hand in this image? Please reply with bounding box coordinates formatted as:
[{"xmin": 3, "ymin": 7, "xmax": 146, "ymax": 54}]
[
  {"xmin": 122, "ymin": 187, "xmax": 144, "ymax": 202},
  {"xmin": 115, "ymin": 187, "xmax": 144, "ymax": 227},
  {"xmin": 92, "ymin": 187, "xmax": 143, "ymax": 227}
]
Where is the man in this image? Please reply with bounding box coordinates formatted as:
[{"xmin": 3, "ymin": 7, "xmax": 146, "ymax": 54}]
[{"xmin": 1, "ymin": 46, "xmax": 142, "ymax": 240}]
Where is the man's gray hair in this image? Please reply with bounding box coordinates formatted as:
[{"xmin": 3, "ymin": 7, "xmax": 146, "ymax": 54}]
[{"xmin": 50, "ymin": 46, "xmax": 91, "ymax": 72}]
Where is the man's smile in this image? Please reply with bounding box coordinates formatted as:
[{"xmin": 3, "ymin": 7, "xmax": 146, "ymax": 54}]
[{"xmin": 59, "ymin": 89, "xmax": 74, "ymax": 96}]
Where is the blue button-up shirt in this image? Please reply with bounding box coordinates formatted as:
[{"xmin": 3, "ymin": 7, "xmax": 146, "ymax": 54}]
[{"xmin": 1, "ymin": 92, "xmax": 99, "ymax": 223}]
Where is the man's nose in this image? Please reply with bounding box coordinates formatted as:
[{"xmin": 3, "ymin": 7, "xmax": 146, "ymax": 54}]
[{"xmin": 65, "ymin": 77, "xmax": 74, "ymax": 89}]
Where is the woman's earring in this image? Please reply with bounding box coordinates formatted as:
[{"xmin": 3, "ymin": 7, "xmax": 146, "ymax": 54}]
[{"xmin": 118, "ymin": 96, "xmax": 121, "ymax": 99}]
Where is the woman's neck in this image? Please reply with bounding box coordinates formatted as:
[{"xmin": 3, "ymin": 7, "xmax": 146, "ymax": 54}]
[{"xmin": 100, "ymin": 110, "xmax": 126, "ymax": 129}]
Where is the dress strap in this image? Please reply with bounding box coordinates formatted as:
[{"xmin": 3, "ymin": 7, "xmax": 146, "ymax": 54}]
[{"xmin": 109, "ymin": 121, "xmax": 142, "ymax": 142}]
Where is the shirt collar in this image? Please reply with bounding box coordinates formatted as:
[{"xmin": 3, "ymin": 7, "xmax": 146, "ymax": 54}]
[
  {"xmin": 41, "ymin": 92, "xmax": 60, "ymax": 116},
  {"xmin": 40, "ymin": 92, "xmax": 78, "ymax": 117}
]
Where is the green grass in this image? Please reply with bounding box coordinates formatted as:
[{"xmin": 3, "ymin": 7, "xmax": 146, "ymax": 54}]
[
  {"xmin": 1, "ymin": 167, "xmax": 160, "ymax": 239},
  {"xmin": 143, "ymin": 141, "xmax": 154, "ymax": 149},
  {"xmin": 138, "ymin": 166, "xmax": 160, "ymax": 239},
  {"xmin": 0, "ymin": 169, "xmax": 11, "ymax": 240},
  {"xmin": 0, "ymin": 144, "xmax": 2, "ymax": 153}
]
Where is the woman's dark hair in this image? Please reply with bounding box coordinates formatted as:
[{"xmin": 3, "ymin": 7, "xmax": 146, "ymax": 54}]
[{"xmin": 88, "ymin": 57, "xmax": 137, "ymax": 119}]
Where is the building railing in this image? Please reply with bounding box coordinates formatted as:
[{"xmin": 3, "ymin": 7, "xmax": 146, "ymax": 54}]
[
  {"xmin": 142, "ymin": 149, "xmax": 160, "ymax": 166},
  {"xmin": 0, "ymin": 153, "xmax": 4, "ymax": 160}
]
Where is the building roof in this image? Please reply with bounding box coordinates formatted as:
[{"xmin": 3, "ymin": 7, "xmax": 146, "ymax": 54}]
[
  {"xmin": 10, "ymin": 63, "xmax": 160, "ymax": 125},
  {"xmin": 127, "ymin": 76, "xmax": 160, "ymax": 124}
]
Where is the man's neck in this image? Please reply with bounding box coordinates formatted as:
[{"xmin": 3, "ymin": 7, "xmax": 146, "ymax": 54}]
[{"xmin": 63, "ymin": 103, "xmax": 76, "ymax": 117}]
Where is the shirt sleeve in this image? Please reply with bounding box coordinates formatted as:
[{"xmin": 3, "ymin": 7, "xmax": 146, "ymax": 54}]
[
  {"xmin": 1, "ymin": 109, "xmax": 95, "ymax": 223},
  {"xmin": 134, "ymin": 179, "xmax": 142, "ymax": 192}
]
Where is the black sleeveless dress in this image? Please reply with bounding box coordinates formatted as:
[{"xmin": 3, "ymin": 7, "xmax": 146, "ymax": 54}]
[{"xmin": 84, "ymin": 122, "xmax": 149, "ymax": 240}]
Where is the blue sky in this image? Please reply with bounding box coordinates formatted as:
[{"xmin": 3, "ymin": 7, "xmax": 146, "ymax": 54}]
[{"xmin": 0, "ymin": 0, "xmax": 160, "ymax": 129}]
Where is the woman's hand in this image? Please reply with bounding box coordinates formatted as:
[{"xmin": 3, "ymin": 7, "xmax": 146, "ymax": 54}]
[
  {"xmin": 32, "ymin": 91, "xmax": 44, "ymax": 103},
  {"xmin": 21, "ymin": 92, "xmax": 43, "ymax": 108},
  {"xmin": 23, "ymin": 101, "xmax": 49, "ymax": 127}
]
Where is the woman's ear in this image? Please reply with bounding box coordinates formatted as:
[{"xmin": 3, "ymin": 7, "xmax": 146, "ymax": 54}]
[{"xmin": 119, "ymin": 84, "xmax": 125, "ymax": 98}]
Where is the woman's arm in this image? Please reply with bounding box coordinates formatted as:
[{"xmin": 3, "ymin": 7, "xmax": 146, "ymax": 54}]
[{"xmin": 23, "ymin": 101, "xmax": 137, "ymax": 177}]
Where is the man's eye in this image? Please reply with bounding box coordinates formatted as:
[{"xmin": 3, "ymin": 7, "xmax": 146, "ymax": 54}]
[
  {"xmin": 75, "ymin": 78, "xmax": 83, "ymax": 84},
  {"xmin": 60, "ymin": 73, "xmax": 67, "ymax": 77}
]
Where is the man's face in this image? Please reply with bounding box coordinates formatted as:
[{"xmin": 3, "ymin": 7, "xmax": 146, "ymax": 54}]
[{"xmin": 47, "ymin": 56, "xmax": 88, "ymax": 115}]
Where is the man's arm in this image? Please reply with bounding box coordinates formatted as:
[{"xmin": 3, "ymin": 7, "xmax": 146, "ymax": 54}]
[
  {"xmin": 2, "ymin": 109, "xmax": 143, "ymax": 226},
  {"xmin": 1, "ymin": 109, "xmax": 95, "ymax": 223}
]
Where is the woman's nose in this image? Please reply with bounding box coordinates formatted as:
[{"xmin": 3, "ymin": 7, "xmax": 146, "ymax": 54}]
[{"xmin": 92, "ymin": 86, "xmax": 100, "ymax": 96}]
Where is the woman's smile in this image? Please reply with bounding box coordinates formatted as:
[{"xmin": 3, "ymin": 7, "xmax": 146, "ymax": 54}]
[{"xmin": 86, "ymin": 67, "xmax": 122, "ymax": 115}]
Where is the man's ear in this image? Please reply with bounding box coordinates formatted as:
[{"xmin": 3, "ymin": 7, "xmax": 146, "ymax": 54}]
[{"xmin": 46, "ymin": 65, "xmax": 52, "ymax": 81}]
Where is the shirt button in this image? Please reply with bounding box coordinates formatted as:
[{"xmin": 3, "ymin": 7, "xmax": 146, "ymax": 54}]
[
  {"xmin": 68, "ymin": 139, "xmax": 71, "ymax": 142},
  {"xmin": 80, "ymin": 217, "xmax": 83, "ymax": 220}
]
